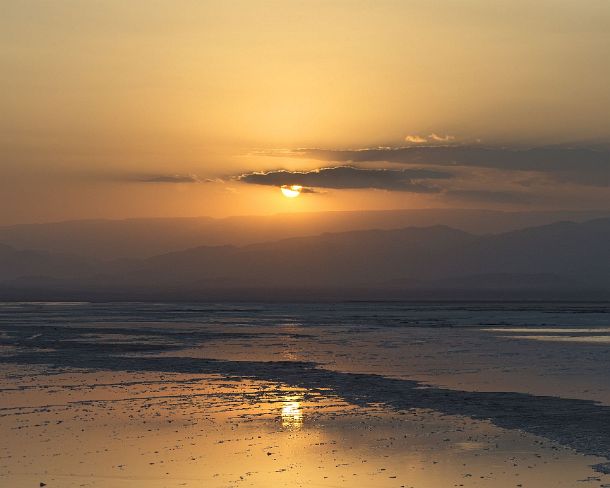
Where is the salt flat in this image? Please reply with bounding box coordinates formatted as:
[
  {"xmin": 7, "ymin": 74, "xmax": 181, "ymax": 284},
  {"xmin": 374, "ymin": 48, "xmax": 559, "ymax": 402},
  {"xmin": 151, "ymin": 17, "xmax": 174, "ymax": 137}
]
[{"xmin": 1, "ymin": 302, "xmax": 609, "ymax": 487}]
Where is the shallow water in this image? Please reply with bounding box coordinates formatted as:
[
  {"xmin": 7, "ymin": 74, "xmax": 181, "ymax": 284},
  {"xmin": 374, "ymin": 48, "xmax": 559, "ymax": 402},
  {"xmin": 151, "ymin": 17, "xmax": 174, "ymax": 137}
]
[{"xmin": 1, "ymin": 302, "xmax": 609, "ymax": 487}]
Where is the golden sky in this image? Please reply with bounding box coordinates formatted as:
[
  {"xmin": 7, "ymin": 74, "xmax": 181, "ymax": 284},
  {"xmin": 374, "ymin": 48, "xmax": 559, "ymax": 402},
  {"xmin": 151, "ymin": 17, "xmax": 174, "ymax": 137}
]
[{"xmin": 1, "ymin": 0, "xmax": 609, "ymax": 224}]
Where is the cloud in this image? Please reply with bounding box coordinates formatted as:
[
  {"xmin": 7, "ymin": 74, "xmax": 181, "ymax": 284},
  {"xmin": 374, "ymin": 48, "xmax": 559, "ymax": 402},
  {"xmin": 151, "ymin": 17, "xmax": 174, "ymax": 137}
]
[
  {"xmin": 297, "ymin": 186, "xmax": 319, "ymax": 194},
  {"xmin": 404, "ymin": 135, "xmax": 428, "ymax": 143},
  {"xmin": 404, "ymin": 134, "xmax": 456, "ymax": 144},
  {"xmin": 429, "ymin": 133, "xmax": 456, "ymax": 142},
  {"xmin": 286, "ymin": 145, "xmax": 610, "ymax": 186},
  {"xmin": 236, "ymin": 166, "xmax": 453, "ymax": 193},
  {"xmin": 134, "ymin": 174, "xmax": 203, "ymax": 183}
]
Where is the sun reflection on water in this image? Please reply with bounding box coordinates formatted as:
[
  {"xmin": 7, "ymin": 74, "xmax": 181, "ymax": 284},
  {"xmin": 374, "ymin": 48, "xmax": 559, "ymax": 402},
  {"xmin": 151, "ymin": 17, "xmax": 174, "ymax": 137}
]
[{"xmin": 281, "ymin": 398, "xmax": 303, "ymax": 430}]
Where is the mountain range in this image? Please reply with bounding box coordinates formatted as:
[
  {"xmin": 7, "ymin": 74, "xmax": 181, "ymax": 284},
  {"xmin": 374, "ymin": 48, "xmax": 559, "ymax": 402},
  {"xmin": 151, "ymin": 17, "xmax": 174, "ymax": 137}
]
[
  {"xmin": 1, "ymin": 213, "xmax": 608, "ymax": 301},
  {"xmin": 1, "ymin": 208, "xmax": 608, "ymax": 260}
]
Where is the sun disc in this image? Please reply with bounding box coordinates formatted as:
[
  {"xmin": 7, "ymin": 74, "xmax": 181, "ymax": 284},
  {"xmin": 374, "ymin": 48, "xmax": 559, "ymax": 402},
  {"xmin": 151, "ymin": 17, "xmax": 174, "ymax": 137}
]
[{"xmin": 280, "ymin": 185, "xmax": 302, "ymax": 198}]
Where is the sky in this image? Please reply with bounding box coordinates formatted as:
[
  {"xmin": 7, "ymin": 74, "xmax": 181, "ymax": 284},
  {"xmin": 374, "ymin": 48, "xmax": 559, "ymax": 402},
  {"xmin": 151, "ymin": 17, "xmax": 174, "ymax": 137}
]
[{"xmin": 1, "ymin": 0, "xmax": 609, "ymax": 225}]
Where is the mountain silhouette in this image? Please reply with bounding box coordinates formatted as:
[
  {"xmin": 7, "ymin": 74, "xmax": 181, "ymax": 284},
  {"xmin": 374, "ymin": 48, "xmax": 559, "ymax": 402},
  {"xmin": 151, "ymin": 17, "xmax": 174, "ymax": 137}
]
[
  {"xmin": 0, "ymin": 208, "xmax": 607, "ymax": 260},
  {"xmin": 0, "ymin": 218, "xmax": 608, "ymax": 300}
]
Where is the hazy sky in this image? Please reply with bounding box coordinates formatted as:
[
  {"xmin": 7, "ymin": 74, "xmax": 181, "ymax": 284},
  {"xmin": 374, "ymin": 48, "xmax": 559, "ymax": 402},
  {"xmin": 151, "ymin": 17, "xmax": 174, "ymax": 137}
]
[{"xmin": 1, "ymin": 0, "xmax": 609, "ymax": 224}]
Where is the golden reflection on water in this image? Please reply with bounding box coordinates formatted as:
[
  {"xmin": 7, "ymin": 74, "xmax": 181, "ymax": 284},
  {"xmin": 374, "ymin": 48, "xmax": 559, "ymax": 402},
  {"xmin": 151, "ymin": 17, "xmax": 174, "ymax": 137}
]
[{"xmin": 281, "ymin": 397, "xmax": 303, "ymax": 429}]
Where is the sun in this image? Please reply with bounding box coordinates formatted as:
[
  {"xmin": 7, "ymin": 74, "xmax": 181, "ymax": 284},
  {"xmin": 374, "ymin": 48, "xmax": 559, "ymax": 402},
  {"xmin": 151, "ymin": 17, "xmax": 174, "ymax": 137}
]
[{"xmin": 280, "ymin": 185, "xmax": 302, "ymax": 198}]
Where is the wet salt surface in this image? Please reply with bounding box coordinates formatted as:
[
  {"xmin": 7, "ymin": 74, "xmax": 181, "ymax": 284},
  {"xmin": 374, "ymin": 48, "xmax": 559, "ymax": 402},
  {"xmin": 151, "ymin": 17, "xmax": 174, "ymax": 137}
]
[{"xmin": 0, "ymin": 302, "xmax": 609, "ymax": 487}]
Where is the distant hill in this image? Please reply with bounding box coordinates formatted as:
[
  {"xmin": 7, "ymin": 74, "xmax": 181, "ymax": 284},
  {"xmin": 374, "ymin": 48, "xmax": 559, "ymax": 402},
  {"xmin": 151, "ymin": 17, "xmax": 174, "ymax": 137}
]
[
  {"xmin": 119, "ymin": 225, "xmax": 476, "ymax": 288},
  {"xmin": 0, "ymin": 208, "xmax": 608, "ymax": 260},
  {"xmin": 0, "ymin": 217, "xmax": 608, "ymax": 301},
  {"xmin": 0, "ymin": 242, "xmax": 101, "ymax": 282}
]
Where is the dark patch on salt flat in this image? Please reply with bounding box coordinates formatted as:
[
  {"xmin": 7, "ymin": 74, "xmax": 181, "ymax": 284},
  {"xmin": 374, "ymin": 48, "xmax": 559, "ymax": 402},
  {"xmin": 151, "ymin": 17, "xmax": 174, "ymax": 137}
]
[{"xmin": 2, "ymin": 329, "xmax": 609, "ymax": 474}]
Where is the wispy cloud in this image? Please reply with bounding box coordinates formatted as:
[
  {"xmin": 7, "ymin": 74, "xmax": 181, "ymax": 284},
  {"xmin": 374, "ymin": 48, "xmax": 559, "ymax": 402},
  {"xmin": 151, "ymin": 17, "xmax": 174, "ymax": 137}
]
[
  {"xmin": 404, "ymin": 135, "xmax": 428, "ymax": 143},
  {"xmin": 133, "ymin": 174, "xmax": 203, "ymax": 183},
  {"xmin": 428, "ymin": 133, "xmax": 456, "ymax": 142},
  {"xmin": 111, "ymin": 174, "xmax": 222, "ymax": 184},
  {"xmin": 404, "ymin": 133, "xmax": 456, "ymax": 144},
  {"xmin": 236, "ymin": 166, "xmax": 453, "ymax": 193}
]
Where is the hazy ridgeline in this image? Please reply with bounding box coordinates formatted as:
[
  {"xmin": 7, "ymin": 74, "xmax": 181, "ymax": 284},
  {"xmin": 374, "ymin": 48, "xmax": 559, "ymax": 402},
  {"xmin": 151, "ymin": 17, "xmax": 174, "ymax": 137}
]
[
  {"xmin": 0, "ymin": 209, "xmax": 608, "ymax": 301},
  {"xmin": 1, "ymin": 208, "xmax": 608, "ymax": 260}
]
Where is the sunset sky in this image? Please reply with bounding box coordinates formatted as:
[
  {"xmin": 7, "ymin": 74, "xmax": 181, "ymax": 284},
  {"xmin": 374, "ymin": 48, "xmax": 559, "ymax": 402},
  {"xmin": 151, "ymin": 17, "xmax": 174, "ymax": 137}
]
[{"xmin": 2, "ymin": 0, "xmax": 609, "ymax": 225}]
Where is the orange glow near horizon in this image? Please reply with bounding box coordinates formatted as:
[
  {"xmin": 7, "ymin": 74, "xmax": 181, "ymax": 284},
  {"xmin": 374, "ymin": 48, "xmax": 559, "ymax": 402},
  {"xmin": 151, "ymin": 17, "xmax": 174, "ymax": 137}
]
[{"xmin": 2, "ymin": 1, "xmax": 610, "ymax": 224}]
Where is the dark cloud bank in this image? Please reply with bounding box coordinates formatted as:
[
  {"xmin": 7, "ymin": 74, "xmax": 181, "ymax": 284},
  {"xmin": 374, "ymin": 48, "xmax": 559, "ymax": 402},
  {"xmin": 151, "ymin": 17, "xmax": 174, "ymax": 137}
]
[
  {"xmin": 287, "ymin": 145, "xmax": 610, "ymax": 186},
  {"xmin": 237, "ymin": 166, "xmax": 453, "ymax": 193},
  {"xmin": 233, "ymin": 144, "xmax": 610, "ymax": 205}
]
